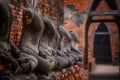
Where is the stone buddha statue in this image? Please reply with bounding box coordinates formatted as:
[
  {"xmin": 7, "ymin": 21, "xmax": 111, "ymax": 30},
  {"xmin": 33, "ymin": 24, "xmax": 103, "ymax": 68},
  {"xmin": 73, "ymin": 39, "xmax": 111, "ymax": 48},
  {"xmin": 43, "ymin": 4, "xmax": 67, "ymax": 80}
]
[
  {"xmin": 69, "ymin": 30, "xmax": 83, "ymax": 64},
  {"xmin": 57, "ymin": 26, "xmax": 75, "ymax": 67},
  {"xmin": 19, "ymin": 8, "xmax": 54, "ymax": 76},
  {"xmin": 0, "ymin": 1, "xmax": 37, "ymax": 80},
  {"xmin": 38, "ymin": 16, "xmax": 58, "ymax": 71}
]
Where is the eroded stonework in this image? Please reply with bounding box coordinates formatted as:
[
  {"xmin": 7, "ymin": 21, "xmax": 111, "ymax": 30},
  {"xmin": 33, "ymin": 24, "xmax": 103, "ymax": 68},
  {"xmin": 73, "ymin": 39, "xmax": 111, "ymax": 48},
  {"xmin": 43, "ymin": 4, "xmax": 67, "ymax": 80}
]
[{"xmin": 0, "ymin": 0, "xmax": 83, "ymax": 80}]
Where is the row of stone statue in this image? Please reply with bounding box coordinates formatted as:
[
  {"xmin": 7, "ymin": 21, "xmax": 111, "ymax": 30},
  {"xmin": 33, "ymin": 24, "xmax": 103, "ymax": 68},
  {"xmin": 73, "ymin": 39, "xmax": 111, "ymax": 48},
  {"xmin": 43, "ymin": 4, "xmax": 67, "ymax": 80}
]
[{"xmin": 0, "ymin": 0, "xmax": 82, "ymax": 80}]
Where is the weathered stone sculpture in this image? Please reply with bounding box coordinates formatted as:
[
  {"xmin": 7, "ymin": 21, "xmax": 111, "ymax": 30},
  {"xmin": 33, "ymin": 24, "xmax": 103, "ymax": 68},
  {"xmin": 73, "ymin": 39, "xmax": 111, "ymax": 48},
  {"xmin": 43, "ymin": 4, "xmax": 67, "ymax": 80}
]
[
  {"xmin": 69, "ymin": 30, "xmax": 83, "ymax": 63},
  {"xmin": 0, "ymin": 0, "xmax": 39, "ymax": 79},
  {"xmin": 19, "ymin": 8, "xmax": 53, "ymax": 76},
  {"xmin": 0, "ymin": 1, "xmax": 83, "ymax": 80},
  {"xmin": 0, "ymin": 0, "xmax": 19, "ymax": 75},
  {"xmin": 38, "ymin": 16, "xmax": 62, "ymax": 80},
  {"xmin": 40, "ymin": 20, "xmax": 69, "ymax": 70},
  {"xmin": 39, "ymin": 16, "xmax": 58, "ymax": 71},
  {"xmin": 54, "ymin": 28, "xmax": 69, "ymax": 69},
  {"xmin": 0, "ymin": 1, "xmax": 38, "ymax": 80},
  {"xmin": 57, "ymin": 26, "xmax": 76, "ymax": 68}
]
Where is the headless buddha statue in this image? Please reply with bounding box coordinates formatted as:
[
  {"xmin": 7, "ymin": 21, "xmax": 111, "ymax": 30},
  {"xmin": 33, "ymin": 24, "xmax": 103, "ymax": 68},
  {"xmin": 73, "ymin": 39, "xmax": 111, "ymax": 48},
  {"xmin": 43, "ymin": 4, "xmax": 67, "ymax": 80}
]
[
  {"xmin": 38, "ymin": 16, "xmax": 58, "ymax": 71},
  {"xmin": 0, "ymin": 1, "xmax": 38, "ymax": 80},
  {"xmin": 57, "ymin": 26, "xmax": 76, "ymax": 68},
  {"xmin": 69, "ymin": 30, "xmax": 83, "ymax": 64},
  {"xmin": 19, "ymin": 8, "xmax": 54, "ymax": 76}
]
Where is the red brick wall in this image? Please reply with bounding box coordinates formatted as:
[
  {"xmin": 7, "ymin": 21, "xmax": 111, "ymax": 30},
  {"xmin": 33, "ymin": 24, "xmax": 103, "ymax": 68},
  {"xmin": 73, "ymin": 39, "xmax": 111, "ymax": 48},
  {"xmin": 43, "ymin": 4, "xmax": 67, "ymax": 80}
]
[
  {"xmin": 64, "ymin": 0, "xmax": 119, "ymax": 62},
  {"xmin": 64, "ymin": 0, "xmax": 88, "ymax": 12},
  {"xmin": 7, "ymin": 0, "xmax": 63, "ymax": 45},
  {"xmin": 64, "ymin": 0, "xmax": 88, "ymax": 52},
  {"xmin": 37, "ymin": 0, "xmax": 63, "ymax": 26},
  {"xmin": 8, "ymin": 0, "xmax": 24, "ymax": 46},
  {"xmin": 5, "ymin": 0, "xmax": 119, "ymax": 63}
]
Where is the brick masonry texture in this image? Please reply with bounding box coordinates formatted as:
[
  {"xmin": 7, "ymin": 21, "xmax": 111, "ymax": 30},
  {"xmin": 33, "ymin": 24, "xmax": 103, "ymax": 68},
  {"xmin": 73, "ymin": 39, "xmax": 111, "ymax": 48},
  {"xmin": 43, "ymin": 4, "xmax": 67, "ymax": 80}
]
[
  {"xmin": 7, "ymin": 0, "xmax": 63, "ymax": 45},
  {"xmin": 5, "ymin": 0, "xmax": 120, "ymax": 66},
  {"xmin": 64, "ymin": 0, "xmax": 120, "ymax": 61}
]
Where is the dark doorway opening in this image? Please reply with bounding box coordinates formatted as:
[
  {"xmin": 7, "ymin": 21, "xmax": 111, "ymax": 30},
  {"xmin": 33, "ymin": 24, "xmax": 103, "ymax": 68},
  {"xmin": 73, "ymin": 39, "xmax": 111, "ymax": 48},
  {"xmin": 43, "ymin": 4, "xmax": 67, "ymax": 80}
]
[{"xmin": 94, "ymin": 23, "xmax": 112, "ymax": 64}]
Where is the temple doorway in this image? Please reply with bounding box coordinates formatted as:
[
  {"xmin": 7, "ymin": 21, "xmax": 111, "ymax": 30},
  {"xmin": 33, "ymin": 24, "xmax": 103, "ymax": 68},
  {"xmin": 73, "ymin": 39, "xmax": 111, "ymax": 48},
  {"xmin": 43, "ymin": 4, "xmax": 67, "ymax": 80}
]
[{"xmin": 94, "ymin": 23, "xmax": 112, "ymax": 64}]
